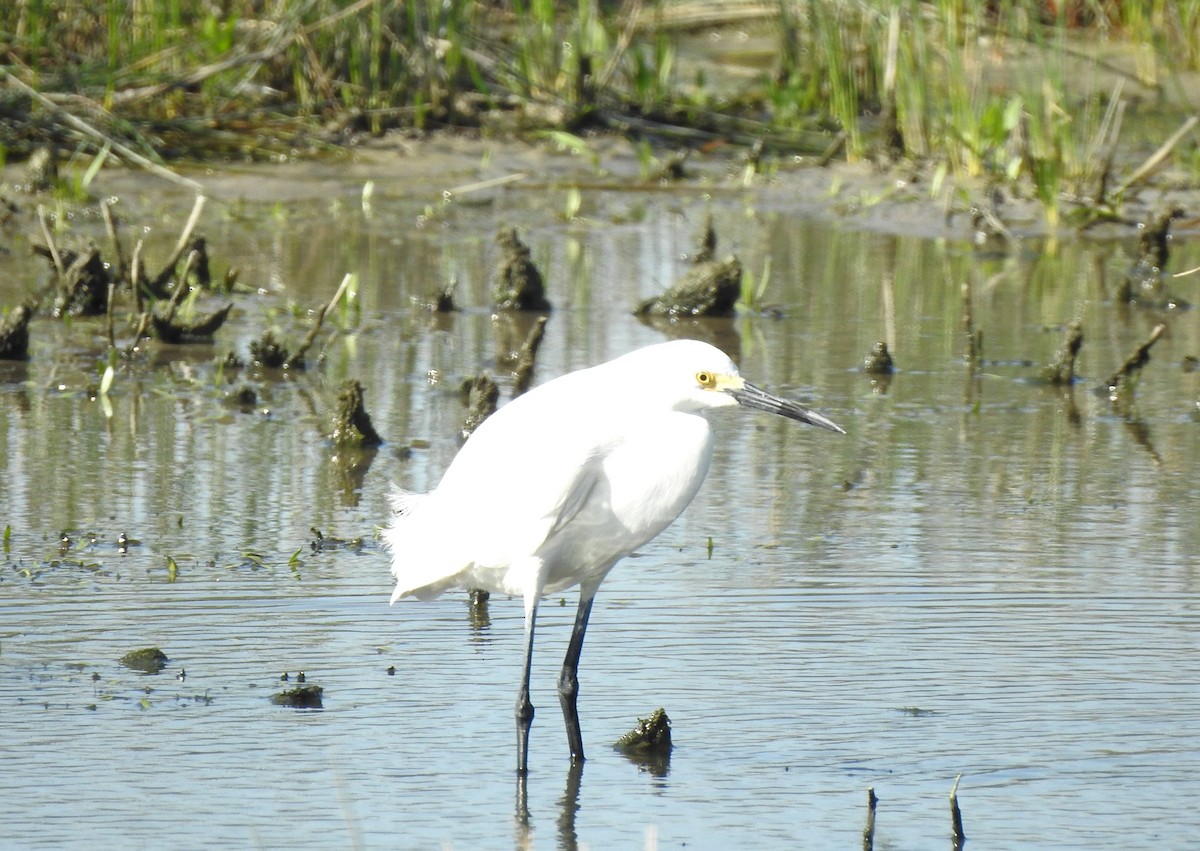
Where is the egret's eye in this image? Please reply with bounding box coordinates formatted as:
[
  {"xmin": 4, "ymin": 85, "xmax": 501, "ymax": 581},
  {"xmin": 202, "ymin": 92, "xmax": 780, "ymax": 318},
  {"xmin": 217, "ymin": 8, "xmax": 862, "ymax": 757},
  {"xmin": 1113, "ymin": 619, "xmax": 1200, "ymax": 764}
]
[{"xmin": 695, "ymin": 370, "xmax": 715, "ymax": 388}]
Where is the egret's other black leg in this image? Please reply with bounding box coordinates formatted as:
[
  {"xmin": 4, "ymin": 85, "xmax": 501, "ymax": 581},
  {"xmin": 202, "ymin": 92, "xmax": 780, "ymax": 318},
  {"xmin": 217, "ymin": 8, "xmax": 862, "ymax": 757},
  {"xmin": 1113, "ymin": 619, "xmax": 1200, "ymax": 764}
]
[
  {"xmin": 516, "ymin": 599, "xmax": 538, "ymax": 775},
  {"xmin": 558, "ymin": 589, "xmax": 596, "ymax": 763}
]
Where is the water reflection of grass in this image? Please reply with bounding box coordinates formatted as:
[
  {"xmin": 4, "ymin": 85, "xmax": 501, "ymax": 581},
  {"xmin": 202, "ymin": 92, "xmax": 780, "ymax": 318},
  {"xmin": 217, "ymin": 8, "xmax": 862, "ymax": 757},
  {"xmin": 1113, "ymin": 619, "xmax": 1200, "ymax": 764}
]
[{"xmin": 4, "ymin": 2, "xmax": 1200, "ymax": 225}]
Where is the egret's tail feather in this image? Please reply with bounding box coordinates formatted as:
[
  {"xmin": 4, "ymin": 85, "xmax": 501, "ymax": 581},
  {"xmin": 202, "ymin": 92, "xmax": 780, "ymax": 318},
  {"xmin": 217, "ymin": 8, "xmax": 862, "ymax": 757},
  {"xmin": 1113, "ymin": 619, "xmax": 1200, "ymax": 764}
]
[
  {"xmin": 384, "ymin": 488, "xmax": 470, "ymax": 604},
  {"xmin": 388, "ymin": 485, "xmax": 426, "ymax": 516}
]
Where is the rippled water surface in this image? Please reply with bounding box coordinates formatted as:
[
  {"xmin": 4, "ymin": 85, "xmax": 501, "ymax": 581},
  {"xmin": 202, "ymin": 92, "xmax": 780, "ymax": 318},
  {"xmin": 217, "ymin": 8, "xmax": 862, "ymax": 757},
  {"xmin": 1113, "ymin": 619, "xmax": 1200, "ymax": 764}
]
[{"xmin": 2, "ymin": 146, "xmax": 1199, "ymax": 849}]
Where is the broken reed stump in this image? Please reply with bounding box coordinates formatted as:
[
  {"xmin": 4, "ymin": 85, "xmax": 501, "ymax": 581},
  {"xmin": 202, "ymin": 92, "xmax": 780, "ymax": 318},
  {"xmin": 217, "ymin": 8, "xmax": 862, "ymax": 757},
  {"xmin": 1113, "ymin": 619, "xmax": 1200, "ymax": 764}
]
[
  {"xmin": 250, "ymin": 329, "xmax": 290, "ymax": 367},
  {"xmin": 513, "ymin": 315, "xmax": 549, "ymax": 396},
  {"xmin": 950, "ymin": 774, "xmax": 966, "ymax": 850},
  {"xmin": 961, "ymin": 280, "xmax": 982, "ymax": 369},
  {"xmin": 330, "ymin": 379, "xmax": 383, "ymax": 447},
  {"xmin": 493, "ymin": 227, "xmax": 551, "ymax": 312},
  {"xmin": 1104, "ymin": 323, "xmax": 1166, "ymax": 397},
  {"xmin": 862, "ymin": 787, "xmax": 878, "ymax": 851},
  {"xmin": 1040, "ymin": 321, "xmax": 1084, "ymax": 385}
]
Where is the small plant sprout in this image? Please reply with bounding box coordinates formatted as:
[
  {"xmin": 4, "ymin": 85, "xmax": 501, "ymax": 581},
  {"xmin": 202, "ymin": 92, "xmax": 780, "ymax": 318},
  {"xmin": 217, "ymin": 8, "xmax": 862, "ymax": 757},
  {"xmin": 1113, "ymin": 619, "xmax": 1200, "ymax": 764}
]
[
  {"xmin": 361, "ymin": 180, "xmax": 375, "ymax": 218},
  {"xmin": 737, "ymin": 256, "xmax": 772, "ymax": 313},
  {"xmin": 563, "ymin": 186, "xmax": 582, "ymax": 222}
]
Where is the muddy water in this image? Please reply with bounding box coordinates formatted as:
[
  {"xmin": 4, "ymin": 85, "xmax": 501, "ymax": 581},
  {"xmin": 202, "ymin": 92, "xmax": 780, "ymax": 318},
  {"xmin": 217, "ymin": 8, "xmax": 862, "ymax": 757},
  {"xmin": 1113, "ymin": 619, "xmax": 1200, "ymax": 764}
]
[{"xmin": 2, "ymin": 147, "xmax": 1199, "ymax": 849}]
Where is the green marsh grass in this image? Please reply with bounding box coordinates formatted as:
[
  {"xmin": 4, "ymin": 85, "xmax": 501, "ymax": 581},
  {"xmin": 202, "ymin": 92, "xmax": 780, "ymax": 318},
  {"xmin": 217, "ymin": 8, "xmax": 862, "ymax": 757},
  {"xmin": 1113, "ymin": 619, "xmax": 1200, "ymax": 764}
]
[{"xmin": 4, "ymin": 1, "xmax": 1200, "ymax": 224}]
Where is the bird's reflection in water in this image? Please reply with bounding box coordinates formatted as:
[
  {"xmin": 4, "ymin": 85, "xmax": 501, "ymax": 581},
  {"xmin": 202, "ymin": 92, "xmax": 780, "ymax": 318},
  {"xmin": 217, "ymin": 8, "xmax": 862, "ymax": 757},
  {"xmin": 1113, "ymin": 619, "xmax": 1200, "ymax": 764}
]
[
  {"xmin": 514, "ymin": 747, "xmax": 672, "ymax": 850},
  {"xmin": 514, "ymin": 762, "xmax": 586, "ymax": 851}
]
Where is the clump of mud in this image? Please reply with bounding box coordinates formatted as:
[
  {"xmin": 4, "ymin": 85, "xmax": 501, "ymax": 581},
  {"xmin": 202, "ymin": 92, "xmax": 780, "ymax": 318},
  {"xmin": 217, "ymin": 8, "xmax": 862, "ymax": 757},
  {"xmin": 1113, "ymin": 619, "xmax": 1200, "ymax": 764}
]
[
  {"xmin": 493, "ymin": 227, "xmax": 551, "ymax": 312},
  {"xmin": 460, "ymin": 373, "xmax": 499, "ymax": 440},
  {"xmin": 330, "ymin": 379, "xmax": 383, "ymax": 447},
  {"xmin": 863, "ymin": 341, "xmax": 895, "ymax": 375},
  {"xmin": 635, "ymin": 220, "xmax": 741, "ymax": 317}
]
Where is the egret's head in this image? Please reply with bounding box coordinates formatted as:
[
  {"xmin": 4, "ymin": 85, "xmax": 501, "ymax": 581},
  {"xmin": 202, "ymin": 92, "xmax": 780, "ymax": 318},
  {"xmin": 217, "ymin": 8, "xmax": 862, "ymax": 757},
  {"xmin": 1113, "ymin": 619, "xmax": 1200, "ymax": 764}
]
[{"xmin": 625, "ymin": 340, "xmax": 845, "ymax": 434}]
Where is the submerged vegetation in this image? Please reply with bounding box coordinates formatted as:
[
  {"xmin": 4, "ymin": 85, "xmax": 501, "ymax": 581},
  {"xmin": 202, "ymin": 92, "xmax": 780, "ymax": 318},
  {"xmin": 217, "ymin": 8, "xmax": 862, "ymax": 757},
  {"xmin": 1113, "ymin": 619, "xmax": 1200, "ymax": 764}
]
[{"xmin": 3, "ymin": 1, "xmax": 1200, "ymax": 227}]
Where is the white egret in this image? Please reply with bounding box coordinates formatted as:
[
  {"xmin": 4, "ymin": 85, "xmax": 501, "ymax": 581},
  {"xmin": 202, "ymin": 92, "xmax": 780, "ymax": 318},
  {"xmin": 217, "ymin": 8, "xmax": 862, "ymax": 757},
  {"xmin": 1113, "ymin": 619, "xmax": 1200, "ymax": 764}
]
[{"xmin": 385, "ymin": 339, "xmax": 844, "ymax": 773}]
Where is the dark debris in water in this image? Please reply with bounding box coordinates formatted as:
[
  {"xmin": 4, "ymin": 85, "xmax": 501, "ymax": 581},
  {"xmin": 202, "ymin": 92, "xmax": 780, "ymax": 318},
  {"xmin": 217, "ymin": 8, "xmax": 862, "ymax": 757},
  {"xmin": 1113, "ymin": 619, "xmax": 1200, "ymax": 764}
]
[
  {"xmin": 152, "ymin": 300, "xmax": 234, "ymax": 343},
  {"xmin": 309, "ymin": 527, "xmax": 364, "ymax": 553},
  {"xmin": 36, "ymin": 244, "xmax": 112, "ymax": 317},
  {"xmin": 223, "ymin": 384, "xmax": 258, "ymax": 412},
  {"xmin": 0, "ymin": 303, "xmax": 33, "ymax": 360},
  {"xmin": 460, "ymin": 372, "xmax": 499, "ymax": 440},
  {"xmin": 271, "ymin": 684, "xmax": 323, "ymax": 709},
  {"xmin": 249, "ymin": 329, "xmax": 290, "ymax": 367},
  {"xmin": 119, "ymin": 647, "xmax": 169, "ymax": 674},
  {"xmin": 1119, "ymin": 207, "xmax": 1189, "ymax": 309}
]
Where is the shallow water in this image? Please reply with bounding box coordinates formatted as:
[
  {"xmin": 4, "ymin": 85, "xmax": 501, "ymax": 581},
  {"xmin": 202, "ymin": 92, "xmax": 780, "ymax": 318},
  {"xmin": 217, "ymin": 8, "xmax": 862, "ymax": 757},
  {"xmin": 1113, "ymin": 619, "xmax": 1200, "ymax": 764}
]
[{"xmin": 2, "ymin": 147, "xmax": 1200, "ymax": 849}]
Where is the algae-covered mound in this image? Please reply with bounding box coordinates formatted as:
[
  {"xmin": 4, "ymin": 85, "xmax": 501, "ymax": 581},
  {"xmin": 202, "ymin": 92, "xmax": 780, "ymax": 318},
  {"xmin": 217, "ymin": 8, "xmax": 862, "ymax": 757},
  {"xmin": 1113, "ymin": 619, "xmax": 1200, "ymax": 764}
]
[
  {"xmin": 119, "ymin": 647, "xmax": 169, "ymax": 674},
  {"xmin": 271, "ymin": 684, "xmax": 324, "ymax": 709},
  {"xmin": 863, "ymin": 341, "xmax": 896, "ymax": 375},
  {"xmin": 635, "ymin": 257, "xmax": 742, "ymax": 318},
  {"xmin": 614, "ymin": 707, "xmax": 672, "ymax": 755}
]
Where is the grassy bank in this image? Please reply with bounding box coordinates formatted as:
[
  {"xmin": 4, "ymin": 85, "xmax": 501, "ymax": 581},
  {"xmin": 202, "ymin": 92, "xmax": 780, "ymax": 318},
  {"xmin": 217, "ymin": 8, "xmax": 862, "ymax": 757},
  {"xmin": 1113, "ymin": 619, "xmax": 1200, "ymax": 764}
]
[{"xmin": 3, "ymin": 1, "xmax": 1200, "ymax": 224}]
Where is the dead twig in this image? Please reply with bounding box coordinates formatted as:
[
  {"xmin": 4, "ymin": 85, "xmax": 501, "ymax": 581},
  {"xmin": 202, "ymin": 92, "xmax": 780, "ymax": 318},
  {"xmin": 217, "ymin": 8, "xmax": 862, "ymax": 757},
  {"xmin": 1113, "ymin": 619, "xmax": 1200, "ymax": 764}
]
[
  {"xmin": 1113, "ymin": 115, "xmax": 1200, "ymax": 198},
  {"xmin": 101, "ymin": 199, "xmax": 127, "ymax": 284},
  {"xmin": 149, "ymin": 195, "xmax": 208, "ymax": 294},
  {"xmin": 285, "ymin": 273, "xmax": 354, "ymax": 370},
  {"xmin": 36, "ymin": 205, "xmax": 64, "ymax": 281}
]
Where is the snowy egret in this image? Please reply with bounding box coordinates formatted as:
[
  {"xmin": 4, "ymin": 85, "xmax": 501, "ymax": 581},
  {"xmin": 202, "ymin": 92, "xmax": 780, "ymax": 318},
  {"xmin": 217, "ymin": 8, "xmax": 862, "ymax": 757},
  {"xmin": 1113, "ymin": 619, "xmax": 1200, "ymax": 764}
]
[{"xmin": 385, "ymin": 339, "xmax": 844, "ymax": 773}]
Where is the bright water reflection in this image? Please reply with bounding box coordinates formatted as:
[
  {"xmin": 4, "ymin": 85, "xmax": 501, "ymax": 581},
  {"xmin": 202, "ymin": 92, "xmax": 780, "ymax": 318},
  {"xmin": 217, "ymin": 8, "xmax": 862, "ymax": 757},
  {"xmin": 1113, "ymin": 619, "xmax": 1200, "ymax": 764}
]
[{"xmin": 1, "ymin": 156, "xmax": 1199, "ymax": 849}]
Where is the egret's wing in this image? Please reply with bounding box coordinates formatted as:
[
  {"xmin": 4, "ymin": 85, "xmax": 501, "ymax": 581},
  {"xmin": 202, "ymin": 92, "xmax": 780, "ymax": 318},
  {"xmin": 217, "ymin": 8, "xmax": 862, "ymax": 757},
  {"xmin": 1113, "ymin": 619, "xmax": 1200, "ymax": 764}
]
[{"xmin": 386, "ymin": 421, "xmax": 609, "ymax": 601}]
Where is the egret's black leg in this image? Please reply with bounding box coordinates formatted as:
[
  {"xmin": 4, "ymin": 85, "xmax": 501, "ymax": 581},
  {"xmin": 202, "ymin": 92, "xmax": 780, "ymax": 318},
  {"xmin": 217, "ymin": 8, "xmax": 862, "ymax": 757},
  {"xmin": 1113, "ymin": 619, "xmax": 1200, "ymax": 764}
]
[
  {"xmin": 516, "ymin": 600, "xmax": 538, "ymax": 775},
  {"xmin": 558, "ymin": 591, "xmax": 595, "ymax": 763}
]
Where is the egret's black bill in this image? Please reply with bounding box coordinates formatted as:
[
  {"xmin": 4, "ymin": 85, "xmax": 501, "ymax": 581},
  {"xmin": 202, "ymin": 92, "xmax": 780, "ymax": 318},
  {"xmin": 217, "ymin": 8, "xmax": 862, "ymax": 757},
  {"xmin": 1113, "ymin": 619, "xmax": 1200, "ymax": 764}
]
[{"xmin": 728, "ymin": 382, "xmax": 845, "ymax": 434}]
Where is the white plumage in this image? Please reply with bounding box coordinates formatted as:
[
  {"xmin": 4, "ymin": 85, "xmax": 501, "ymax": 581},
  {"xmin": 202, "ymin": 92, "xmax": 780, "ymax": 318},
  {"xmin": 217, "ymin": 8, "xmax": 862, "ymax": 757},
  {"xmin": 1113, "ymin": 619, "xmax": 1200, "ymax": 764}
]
[{"xmin": 384, "ymin": 339, "xmax": 844, "ymax": 773}]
